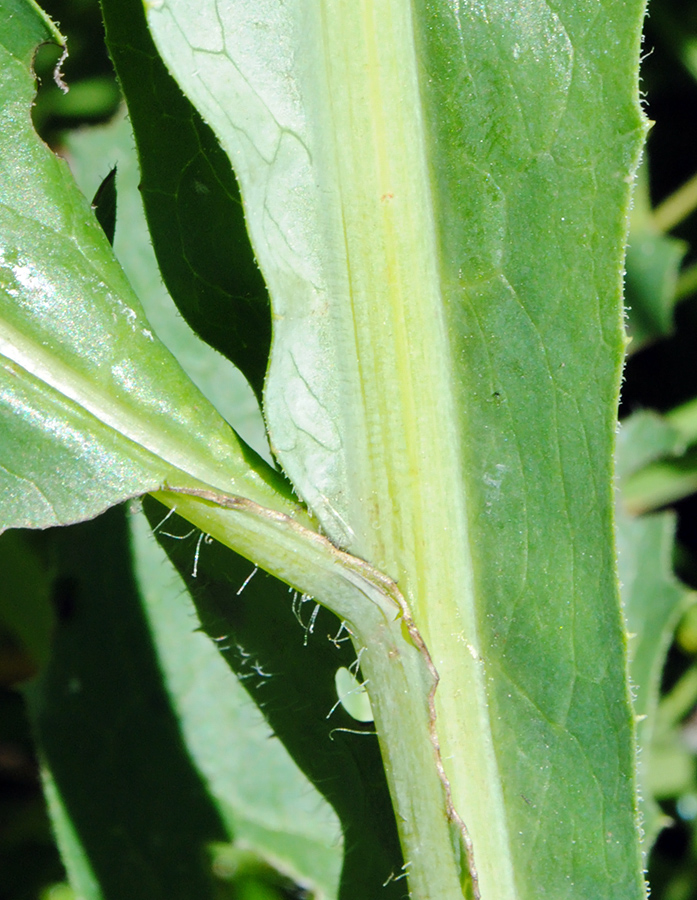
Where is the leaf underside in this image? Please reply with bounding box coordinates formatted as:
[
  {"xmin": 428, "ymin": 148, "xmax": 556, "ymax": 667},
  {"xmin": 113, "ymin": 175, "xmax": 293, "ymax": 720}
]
[{"xmin": 100, "ymin": 0, "xmax": 272, "ymax": 401}]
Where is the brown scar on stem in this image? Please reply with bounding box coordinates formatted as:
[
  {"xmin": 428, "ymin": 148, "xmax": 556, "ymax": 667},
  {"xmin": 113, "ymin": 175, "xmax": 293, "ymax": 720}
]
[{"xmin": 160, "ymin": 483, "xmax": 480, "ymax": 899}]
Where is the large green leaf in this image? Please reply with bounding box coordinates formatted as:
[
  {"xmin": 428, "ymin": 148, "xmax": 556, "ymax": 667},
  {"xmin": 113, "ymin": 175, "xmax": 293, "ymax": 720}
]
[
  {"xmin": 23, "ymin": 509, "xmax": 232, "ymax": 900},
  {"xmin": 0, "ymin": 0, "xmax": 292, "ymax": 530},
  {"xmin": 22, "ymin": 504, "xmax": 346, "ymax": 900},
  {"xmin": 99, "ymin": 0, "xmax": 271, "ymax": 401},
  {"xmin": 147, "ymin": 2, "xmax": 648, "ymax": 898},
  {"xmin": 63, "ymin": 108, "xmax": 269, "ymax": 458},
  {"xmin": 616, "ymin": 411, "xmax": 693, "ymax": 845}
]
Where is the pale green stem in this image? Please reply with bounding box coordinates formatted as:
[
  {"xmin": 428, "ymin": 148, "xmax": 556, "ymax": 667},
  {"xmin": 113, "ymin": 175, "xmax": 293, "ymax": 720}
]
[
  {"xmin": 653, "ymin": 170, "xmax": 697, "ymax": 233},
  {"xmin": 154, "ymin": 486, "xmax": 472, "ymax": 900},
  {"xmin": 675, "ymin": 260, "xmax": 697, "ymax": 301},
  {"xmin": 308, "ymin": 7, "xmax": 516, "ymax": 896},
  {"xmin": 656, "ymin": 661, "xmax": 697, "ymax": 731}
]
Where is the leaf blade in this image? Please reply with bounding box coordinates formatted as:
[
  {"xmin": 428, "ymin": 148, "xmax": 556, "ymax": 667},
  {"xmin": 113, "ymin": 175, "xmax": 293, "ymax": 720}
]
[
  {"xmin": 23, "ymin": 509, "xmax": 231, "ymax": 900},
  {"xmin": 617, "ymin": 411, "xmax": 694, "ymax": 845},
  {"xmin": 146, "ymin": 2, "xmax": 649, "ymax": 897},
  {"xmin": 0, "ymin": 3, "xmax": 294, "ymax": 530},
  {"xmin": 100, "ymin": 0, "xmax": 271, "ymax": 400}
]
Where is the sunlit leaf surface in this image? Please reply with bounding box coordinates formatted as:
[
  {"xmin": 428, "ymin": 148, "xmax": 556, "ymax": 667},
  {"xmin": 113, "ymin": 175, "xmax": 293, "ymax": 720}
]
[
  {"xmin": 146, "ymin": 1, "xmax": 648, "ymax": 897},
  {"xmin": 0, "ymin": 1, "xmax": 287, "ymax": 530}
]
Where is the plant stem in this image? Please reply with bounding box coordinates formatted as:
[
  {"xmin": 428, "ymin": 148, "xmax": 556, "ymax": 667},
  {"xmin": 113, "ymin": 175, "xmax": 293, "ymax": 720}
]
[
  {"xmin": 653, "ymin": 169, "xmax": 697, "ymax": 232},
  {"xmin": 675, "ymin": 260, "xmax": 697, "ymax": 300},
  {"xmin": 295, "ymin": 6, "xmax": 517, "ymax": 895},
  {"xmin": 155, "ymin": 487, "xmax": 470, "ymax": 900}
]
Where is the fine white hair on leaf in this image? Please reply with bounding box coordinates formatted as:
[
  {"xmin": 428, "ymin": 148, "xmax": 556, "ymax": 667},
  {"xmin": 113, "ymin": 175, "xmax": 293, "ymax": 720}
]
[
  {"xmin": 348, "ymin": 646, "xmax": 365, "ymax": 676},
  {"xmin": 329, "ymin": 620, "xmax": 352, "ymax": 647},
  {"xmin": 151, "ymin": 505, "xmax": 177, "ymax": 533},
  {"xmin": 305, "ymin": 602, "xmax": 320, "ymax": 646},
  {"xmin": 291, "ymin": 592, "xmax": 319, "ymax": 645},
  {"xmin": 191, "ymin": 532, "xmax": 213, "ymax": 578},
  {"xmin": 328, "ymin": 726, "xmax": 377, "ymax": 740},
  {"xmin": 382, "ymin": 865, "xmax": 410, "ymax": 887},
  {"xmin": 159, "ymin": 528, "xmax": 197, "ymax": 541},
  {"xmin": 251, "ymin": 660, "xmax": 272, "ymax": 678},
  {"xmin": 236, "ymin": 565, "xmax": 258, "ymax": 595}
]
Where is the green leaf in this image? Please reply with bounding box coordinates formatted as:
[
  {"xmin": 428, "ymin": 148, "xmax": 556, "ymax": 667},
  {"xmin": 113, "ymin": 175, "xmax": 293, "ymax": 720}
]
[
  {"xmin": 623, "ymin": 448, "xmax": 697, "ymax": 513},
  {"xmin": 24, "ymin": 505, "xmax": 347, "ymax": 900},
  {"xmin": 99, "ymin": 0, "xmax": 271, "ymax": 401},
  {"xmin": 63, "ymin": 108, "xmax": 269, "ymax": 459},
  {"xmin": 616, "ymin": 411, "xmax": 692, "ymax": 845},
  {"xmin": 625, "ymin": 163, "xmax": 687, "ymax": 350},
  {"xmin": 617, "ymin": 410, "xmax": 687, "ymax": 482},
  {"xmin": 648, "ymin": 662, "xmax": 697, "ymax": 804},
  {"xmin": 620, "ymin": 403, "xmax": 697, "ymax": 513},
  {"xmin": 147, "ymin": 2, "xmax": 649, "ymax": 898},
  {"xmin": 23, "ymin": 508, "xmax": 232, "ymax": 900},
  {"xmin": 142, "ymin": 496, "xmax": 405, "ymax": 900},
  {"xmin": 0, "ymin": 2, "xmax": 293, "ymax": 530}
]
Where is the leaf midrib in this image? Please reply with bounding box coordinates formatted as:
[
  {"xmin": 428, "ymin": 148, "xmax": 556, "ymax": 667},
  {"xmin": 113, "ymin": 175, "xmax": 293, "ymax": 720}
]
[
  {"xmin": 314, "ymin": 3, "xmax": 517, "ymax": 897},
  {"xmin": 0, "ymin": 321, "xmax": 293, "ymax": 514}
]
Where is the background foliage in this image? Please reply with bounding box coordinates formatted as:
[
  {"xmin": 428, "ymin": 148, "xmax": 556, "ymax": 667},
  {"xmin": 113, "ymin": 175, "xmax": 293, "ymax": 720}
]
[{"xmin": 5, "ymin": 0, "xmax": 697, "ymax": 897}]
